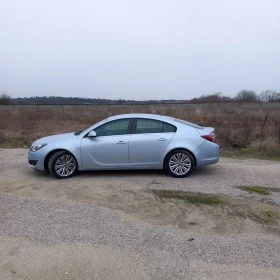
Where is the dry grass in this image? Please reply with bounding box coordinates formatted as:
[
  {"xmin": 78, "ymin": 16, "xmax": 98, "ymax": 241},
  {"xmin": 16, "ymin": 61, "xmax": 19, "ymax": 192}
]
[
  {"xmin": 236, "ymin": 186, "xmax": 280, "ymax": 195},
  {"xmin": 152, "ymin": 190, "xmax": 222, "ymax": 205},
  {"xmin": 151, "ymin": 189, "xmax": 280, "ymax": 228},
  {"xmin": 0, "ymin": 109, "xmax": 103, "ymax": 148},
  {"xmin": 236, "ymin": 186, "xmax": 271, "ymax": 195},
  {"xmin": 0, "ymin": 106, "xmax": 280, "ymax": 157}
]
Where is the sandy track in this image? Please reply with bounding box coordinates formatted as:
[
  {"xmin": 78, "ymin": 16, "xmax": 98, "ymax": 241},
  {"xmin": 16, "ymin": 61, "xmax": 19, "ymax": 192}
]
[{"xmin": 0, "ymin": 149, "xmax": 280, "ymax": 279}]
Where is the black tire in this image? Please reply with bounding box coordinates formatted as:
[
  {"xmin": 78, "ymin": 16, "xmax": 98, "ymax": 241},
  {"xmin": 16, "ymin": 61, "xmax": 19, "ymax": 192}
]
[
  {"xmin": 48, "ymin": 151, "xmax": 77, "ymax": 179},
  {"xmin": 164, "ymin": 149, "xmax": 194, "ymax": 178}
]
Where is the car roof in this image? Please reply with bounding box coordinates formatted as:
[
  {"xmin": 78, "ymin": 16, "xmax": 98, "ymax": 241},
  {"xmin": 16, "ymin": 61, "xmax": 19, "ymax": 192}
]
[{"xmin": 107, "ymin": 113, "xmax": 173, "ymax": 121}]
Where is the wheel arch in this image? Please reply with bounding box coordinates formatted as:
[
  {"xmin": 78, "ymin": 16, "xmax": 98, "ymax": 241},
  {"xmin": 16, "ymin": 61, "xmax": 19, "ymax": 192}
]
[
  {"xmin": 44, "ymin": 149, "xmax": 78, "ymax": 172},
  {"xmin": 163, "ymin": 148, "xmax": 197, "ymax": 169}
]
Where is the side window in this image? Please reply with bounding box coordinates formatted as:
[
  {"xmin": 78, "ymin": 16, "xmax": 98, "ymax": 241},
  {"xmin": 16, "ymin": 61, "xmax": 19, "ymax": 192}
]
[
  {"xmin": 135, "ymin": 119, "xmax": 176, "ymax": 134},
  {"xmin": 95, "ymin": 119, "xmax": 130, "ymax": 136},
  {"xmin": 163, "ymin": 122, "xmax": 177, "ymax": 133}
]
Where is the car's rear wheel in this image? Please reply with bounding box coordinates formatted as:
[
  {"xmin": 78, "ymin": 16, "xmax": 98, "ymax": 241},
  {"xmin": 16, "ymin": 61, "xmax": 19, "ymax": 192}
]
[
  {"xmin": 48, "ymin": 151, "xmax": 77, "ymax": 179},
  {"xmin": 164, "ymin": 149, "xmax": 194, "ymax": 178}
]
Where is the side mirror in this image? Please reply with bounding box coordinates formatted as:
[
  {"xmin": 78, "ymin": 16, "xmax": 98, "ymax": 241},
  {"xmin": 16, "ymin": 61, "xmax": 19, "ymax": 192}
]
[{"xmin": 88, "ymin": 130, "xmax": 97, "ymax": 137}]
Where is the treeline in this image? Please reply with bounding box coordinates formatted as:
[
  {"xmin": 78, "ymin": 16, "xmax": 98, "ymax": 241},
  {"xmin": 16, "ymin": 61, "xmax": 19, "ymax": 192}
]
[
  {"xmin": 189, "ymin": 90, "xmax": 280, "ymax": 103},
  {"xmin": 1, "ymin": 95, "xmax": 186, "ymax": 105},
  {"xmin": 0, "ymin": 89, "xmax": 280, "ymax": 105},
  {"xmin": 11, "ymin": 96, "xmax": 185, "ymax": 105}
]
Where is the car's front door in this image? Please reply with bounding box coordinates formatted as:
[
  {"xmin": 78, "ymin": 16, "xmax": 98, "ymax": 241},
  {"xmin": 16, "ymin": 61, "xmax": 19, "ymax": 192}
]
[
  {"xmin": 80, "ymin": 119, "xmax": 131, "ymax": 169},
  {"xmin": 129, "ymin": 118, "xmax": 176, "ymax": 166}
]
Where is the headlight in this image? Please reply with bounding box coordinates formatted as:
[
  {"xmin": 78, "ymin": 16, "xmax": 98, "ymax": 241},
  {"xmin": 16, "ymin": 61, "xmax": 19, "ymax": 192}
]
[{"xmin": 29, "ymin": 143, "xmax": 47, "ymax": 152}]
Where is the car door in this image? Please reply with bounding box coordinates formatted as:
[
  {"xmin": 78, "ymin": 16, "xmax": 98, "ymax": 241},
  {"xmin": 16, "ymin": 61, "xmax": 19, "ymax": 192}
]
[
  {"xmin": 80, "ymin": 119, "xmax": 131, "ymax": 169},
  {"xmin": 129, "ymin": 118, "xmax": 176, "ymax": 166}
]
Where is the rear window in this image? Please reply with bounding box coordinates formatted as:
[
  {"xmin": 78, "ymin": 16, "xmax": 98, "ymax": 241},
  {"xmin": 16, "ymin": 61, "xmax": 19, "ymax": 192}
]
[{"xmin": 173, "ymin": 118, "xmax": 203, "ymax": 129}]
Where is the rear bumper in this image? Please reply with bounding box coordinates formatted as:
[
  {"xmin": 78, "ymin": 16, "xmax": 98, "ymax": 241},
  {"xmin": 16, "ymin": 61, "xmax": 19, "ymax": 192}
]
[{"xmin": 195, "ymin": 141, "xmax": 220, "ymax": 167}]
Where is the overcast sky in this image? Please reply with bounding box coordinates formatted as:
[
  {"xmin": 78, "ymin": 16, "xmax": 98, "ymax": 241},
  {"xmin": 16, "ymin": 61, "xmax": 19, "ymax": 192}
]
[{"xmin": 1, "ymin": 0, "xmax": 280, "ymax": 100}]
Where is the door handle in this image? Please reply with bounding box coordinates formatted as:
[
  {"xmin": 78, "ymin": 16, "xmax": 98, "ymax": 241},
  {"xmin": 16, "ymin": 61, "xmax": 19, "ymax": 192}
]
[
  {"xmin": 116, "ymin": 141, "xmax": 127, "ymax": 144},
  {"xmin": 157, "ymin": 138, "xmax": 167, "ymax": 141}
]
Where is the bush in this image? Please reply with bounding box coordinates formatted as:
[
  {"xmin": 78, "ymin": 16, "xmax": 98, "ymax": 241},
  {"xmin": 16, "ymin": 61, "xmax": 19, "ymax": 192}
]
[{"xmin": 0, "ymin": 93, "xmax": 13, "ymax": 104}]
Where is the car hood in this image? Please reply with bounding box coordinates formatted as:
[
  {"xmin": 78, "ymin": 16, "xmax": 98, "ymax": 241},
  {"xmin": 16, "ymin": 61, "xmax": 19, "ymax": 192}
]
[{"xmin": 35, "ymin": 132, "xmax": 78, "ymax": 144}]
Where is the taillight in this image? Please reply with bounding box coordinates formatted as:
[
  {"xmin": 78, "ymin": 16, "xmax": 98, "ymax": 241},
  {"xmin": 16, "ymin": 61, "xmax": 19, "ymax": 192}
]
[{"xmin": 201, "ymin": 133, "xmax": 216, "ymax": 143}]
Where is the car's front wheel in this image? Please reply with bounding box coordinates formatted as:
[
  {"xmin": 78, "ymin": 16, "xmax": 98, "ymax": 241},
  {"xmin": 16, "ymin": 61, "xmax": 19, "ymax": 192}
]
[
  {"xmin": 48, "ymin": 151, "xmax": 77, "ymax": 179},
  {"xmin": 164, "ymin": 149, "xmax": 194, "ymax": 178}
]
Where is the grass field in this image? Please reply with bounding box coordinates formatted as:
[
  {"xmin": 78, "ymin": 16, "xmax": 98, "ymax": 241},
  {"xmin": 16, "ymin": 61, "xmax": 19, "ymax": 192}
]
[{"xmin": 0, "ymin": 105, "xmax": 280, "ymax": 158}]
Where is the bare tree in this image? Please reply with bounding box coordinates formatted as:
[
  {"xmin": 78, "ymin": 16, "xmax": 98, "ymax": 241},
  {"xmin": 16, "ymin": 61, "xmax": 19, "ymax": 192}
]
[
  {"xmin": 0, "ymin": 92, "xmax": 13, "ymax": 104},
  {"xmin": 259, "ymin": 90, "xmax": 280, "ymax": 102},
  {"xmin": 189, "ymin": 92, "xmax": 232, "ymax": 103},
  {"xmin": 235, "ymin": 90, "xmax": 258, "ymax": 102}
]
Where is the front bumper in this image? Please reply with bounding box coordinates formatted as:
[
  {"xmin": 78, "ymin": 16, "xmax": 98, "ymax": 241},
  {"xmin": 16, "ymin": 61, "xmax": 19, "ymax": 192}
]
[{"xmin": 28, "ymin": 149, "xmax": 46, "ymax": 171}]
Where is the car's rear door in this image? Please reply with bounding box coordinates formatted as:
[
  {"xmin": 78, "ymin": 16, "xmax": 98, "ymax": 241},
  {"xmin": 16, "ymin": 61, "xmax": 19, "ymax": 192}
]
[{"xmin": 129, "ymin": 118, "xmax": 176, "ymax": 166}]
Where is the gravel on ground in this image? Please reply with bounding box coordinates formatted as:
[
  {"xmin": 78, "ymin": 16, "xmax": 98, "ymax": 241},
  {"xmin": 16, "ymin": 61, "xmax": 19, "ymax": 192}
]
[{"xmin": 0, "ymin": 149, "xmax": 280, "ymax": 280}]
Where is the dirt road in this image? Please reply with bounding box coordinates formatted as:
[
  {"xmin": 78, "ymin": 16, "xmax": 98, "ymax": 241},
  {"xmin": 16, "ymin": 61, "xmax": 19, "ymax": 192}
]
[{"xmin": 0, "ymin": 149, "xmax": 280, "ymax": 279}]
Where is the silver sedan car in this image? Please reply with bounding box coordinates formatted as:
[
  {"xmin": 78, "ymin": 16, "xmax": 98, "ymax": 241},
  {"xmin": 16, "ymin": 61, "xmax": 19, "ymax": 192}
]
[{"xmin": 28, "ymin": 114, "xmax": 219, "ymax": 179}]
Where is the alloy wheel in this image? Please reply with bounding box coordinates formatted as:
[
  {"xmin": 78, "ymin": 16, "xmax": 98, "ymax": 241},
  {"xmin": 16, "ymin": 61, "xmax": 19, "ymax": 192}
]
[
  {"xmin": 54, "ymin": 154, "xmax": 77, "ymax": 177},
  {"xmin": 169, "ymin": 152, "xmax": 191, "ymax": 176}
]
